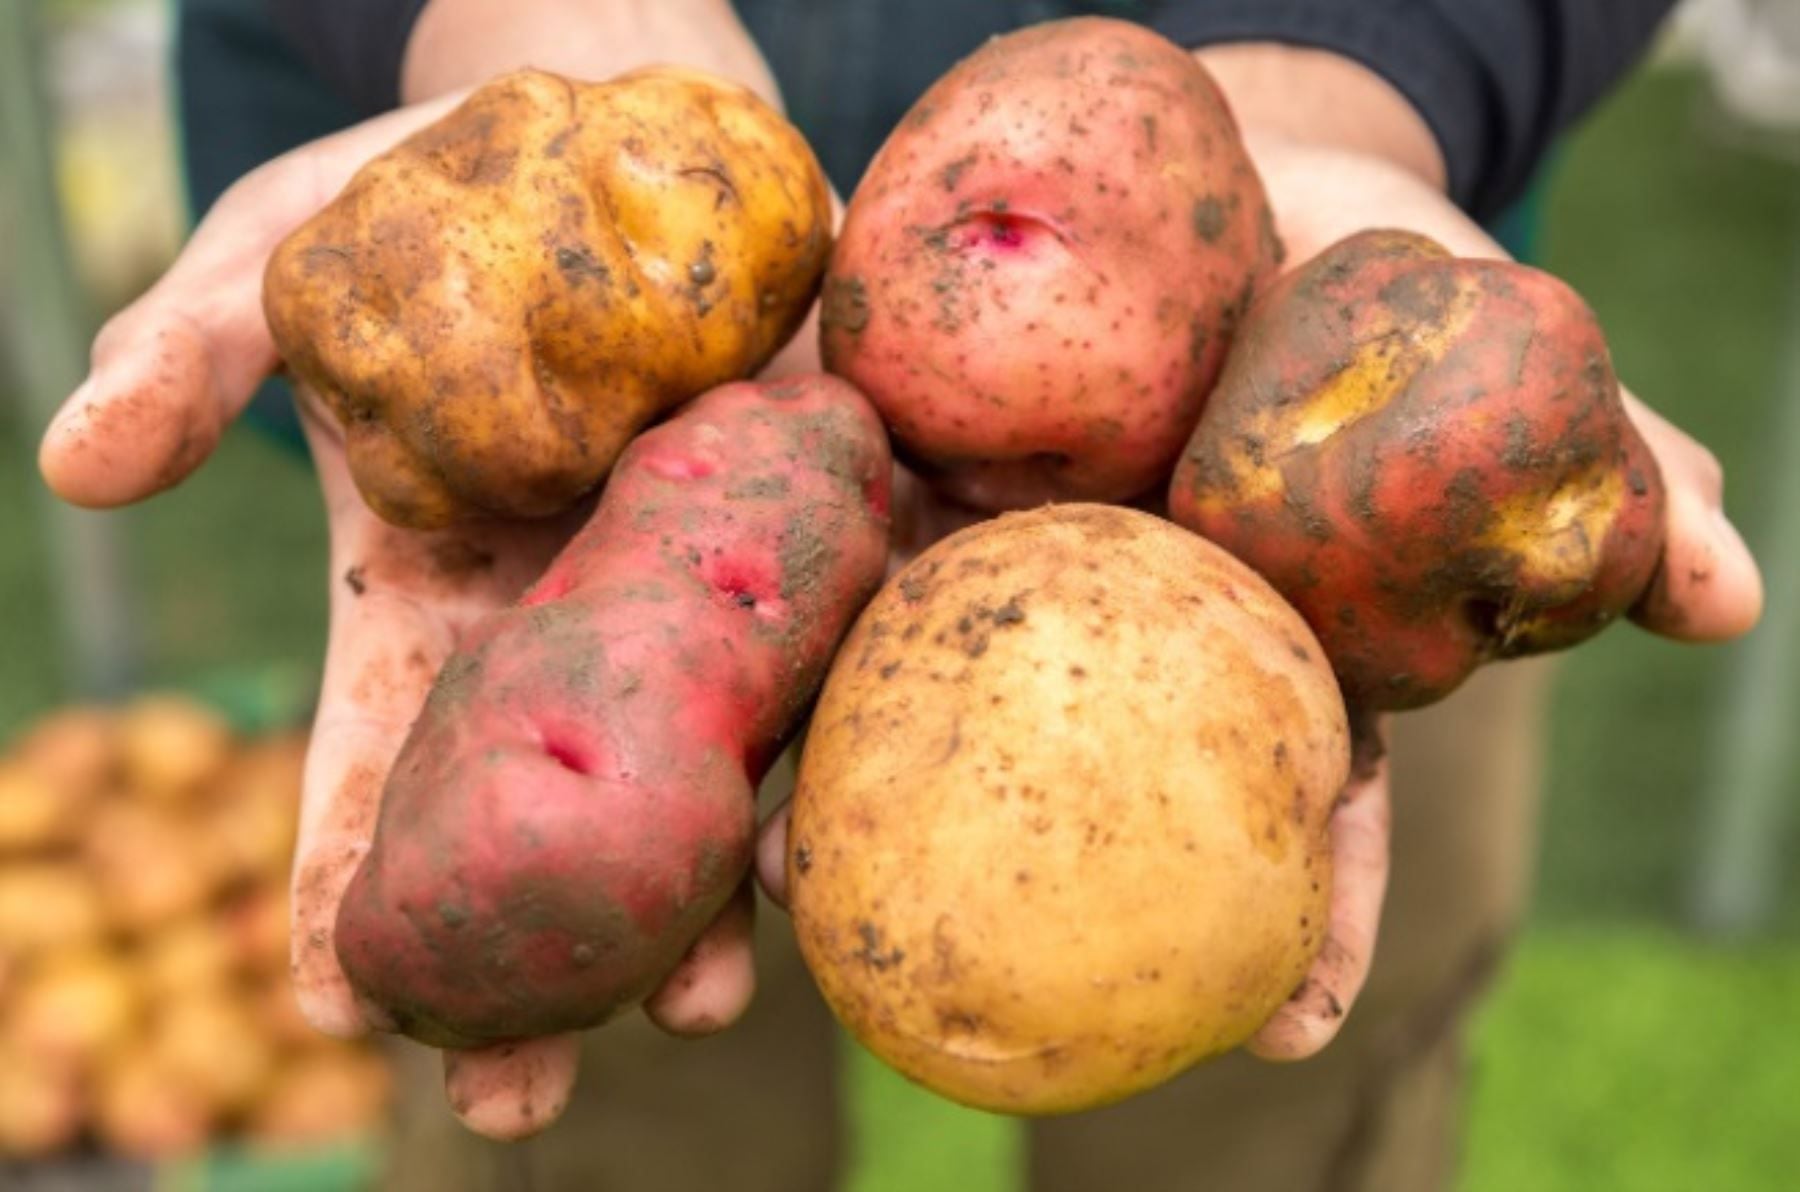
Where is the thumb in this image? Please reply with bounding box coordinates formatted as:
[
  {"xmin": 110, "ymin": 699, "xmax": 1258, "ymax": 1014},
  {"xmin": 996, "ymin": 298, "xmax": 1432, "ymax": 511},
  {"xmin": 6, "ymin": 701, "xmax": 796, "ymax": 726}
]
[
  {"xmin": 1624, "ymin": 394, "xmax": 1764, "ymax": 642},
  {"xmin": 38, "ymin": 94, "xmax": 463, "ymax": 507},
  {"xmin": 38, "ymin": 159, "xmax": 300, "ymax": 507}
]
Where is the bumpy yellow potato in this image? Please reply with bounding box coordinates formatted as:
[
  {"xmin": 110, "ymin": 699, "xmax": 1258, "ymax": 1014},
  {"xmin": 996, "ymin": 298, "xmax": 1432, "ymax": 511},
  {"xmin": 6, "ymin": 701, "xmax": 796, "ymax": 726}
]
[
  {"xmin": 789, "ymin": 505, "xmax": 1349, "ymax": 1114},
  {"xmin": 264, "ymin": 67, "xmax": 832, "ymax": 527}
]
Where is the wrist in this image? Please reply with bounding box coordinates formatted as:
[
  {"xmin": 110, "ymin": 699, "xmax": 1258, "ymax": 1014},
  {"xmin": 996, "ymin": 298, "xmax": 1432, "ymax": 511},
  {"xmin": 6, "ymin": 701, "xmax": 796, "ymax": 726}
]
[
  {"xmin": 401, "ymin": 0, "xmax": 780, "ymax": 107},
  {"xmin": 1193, "ymin": 42, "xmax": 1446, "ymax": 193}
]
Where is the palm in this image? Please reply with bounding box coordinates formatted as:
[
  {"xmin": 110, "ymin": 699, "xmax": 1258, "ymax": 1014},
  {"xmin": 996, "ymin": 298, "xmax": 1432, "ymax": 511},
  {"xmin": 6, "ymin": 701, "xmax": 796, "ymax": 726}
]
[{"xmin": 288, "ymin": 396, "xmax": 574, "ymax": 1018}]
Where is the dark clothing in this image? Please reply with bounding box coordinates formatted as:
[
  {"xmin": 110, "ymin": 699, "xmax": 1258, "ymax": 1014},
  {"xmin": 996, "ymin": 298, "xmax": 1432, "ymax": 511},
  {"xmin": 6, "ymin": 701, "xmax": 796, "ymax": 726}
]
[{"xmin": 247, "ymin": 0, "xmax": 1676, "ymax": 219}]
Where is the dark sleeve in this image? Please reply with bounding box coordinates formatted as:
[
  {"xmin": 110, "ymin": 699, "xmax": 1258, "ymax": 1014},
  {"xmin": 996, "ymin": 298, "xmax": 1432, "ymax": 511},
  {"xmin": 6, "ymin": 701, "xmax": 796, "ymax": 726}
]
[
  {"xmin": 265, "ymin": 0, "xmax": 430, "ymax": 116},
  {"xmin": 1147, "ymin": 0, "xmax": 1678, "ymax": 220}
]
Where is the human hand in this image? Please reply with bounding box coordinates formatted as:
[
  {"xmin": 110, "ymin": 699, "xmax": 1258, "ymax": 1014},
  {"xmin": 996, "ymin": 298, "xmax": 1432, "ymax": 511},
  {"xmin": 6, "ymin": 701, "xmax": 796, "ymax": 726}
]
[
  {"xmin": 1177, "ymin": 43, "xmax": 1766, "ymax": 1060},
  {"xmin": 37, "ymin": 96, "xmax": 776, "ymax": 1140},
  {"xmin": 751, "ymin": 43, "xmax": 1766, "ymax": 1065}
]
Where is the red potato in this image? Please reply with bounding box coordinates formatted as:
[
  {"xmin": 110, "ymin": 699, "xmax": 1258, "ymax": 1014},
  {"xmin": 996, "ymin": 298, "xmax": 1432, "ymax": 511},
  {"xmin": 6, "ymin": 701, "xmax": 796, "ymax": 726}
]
[
  {"xmin": 336, "ymin": 375, "xmax": 892, "ymax": 1046},
  {"xmin": 823, "ymin": 17, "xmax": 1280, "ymax": 511},
  {"xmin": 1171, "ymin": 229, "xmax": 1666, "ymax": 712}
]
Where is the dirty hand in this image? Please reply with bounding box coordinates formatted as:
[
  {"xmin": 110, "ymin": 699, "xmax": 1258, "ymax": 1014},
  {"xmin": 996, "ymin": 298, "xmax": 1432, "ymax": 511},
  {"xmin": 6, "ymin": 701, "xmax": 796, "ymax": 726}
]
[
  {"xmin": 37, "ymin": 95, "xmax": 769, "ymax": 1141},
  {"xmin": 1164, "ymin": 43, "xmax": 1766, "ymax": 1061}
]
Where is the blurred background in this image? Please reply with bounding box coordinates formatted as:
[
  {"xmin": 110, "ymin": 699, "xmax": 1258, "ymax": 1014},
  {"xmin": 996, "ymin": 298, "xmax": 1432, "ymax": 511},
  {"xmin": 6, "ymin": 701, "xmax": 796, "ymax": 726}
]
[{"xmin": 1, "ymin": 0, "xmax": 1796, "ymax": 1189}]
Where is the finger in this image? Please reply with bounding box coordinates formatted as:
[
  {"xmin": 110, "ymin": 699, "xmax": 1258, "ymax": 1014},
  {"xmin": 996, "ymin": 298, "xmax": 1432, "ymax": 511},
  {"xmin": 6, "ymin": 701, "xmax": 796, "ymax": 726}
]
[
  {"xmin": 443, "ymin": 1034, "xmax": 582, "ymax": 1141},
  {"xmin": 290, "ymin": 478, "xmax": 456, "ymax": 1035},
  {"xmin": 642, "ymin": 881, "xmax": 758, "ymax": 1037},
  {"xmin": 754, "ymin": 800, "xmax": 794, "ymax": 908},
  {"xmin": 39, "ymin": 96, "xmax": 462, "ymax": 507},
  {"xmin": 1246, "ymin": 752, "xmax": 1392, "ymax": 1061},
  {"xmin": 292, "ymin": 608, "xmax": 454, "ymax": 1037},
  {"xmin": 1624, "ymin": 394, "xmax": 1764, "ymax": 642},
  {"xmin": 289, "ymin": 402, "xmax": 557, "ymax": 1037}
]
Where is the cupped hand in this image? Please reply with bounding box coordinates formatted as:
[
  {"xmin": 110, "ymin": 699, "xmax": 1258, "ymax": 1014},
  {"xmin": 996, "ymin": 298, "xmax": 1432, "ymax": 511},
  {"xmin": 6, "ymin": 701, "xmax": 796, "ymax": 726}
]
[
  {"xmin": 37, "ymin": 97, "xmax": 759, "ymax": 1141},
  {"xmin": 758, "ymin": 128, "xmax": 1765, "ymax": 1067},
  {"xmin": 1228, "ymin": 132, "xmax": 1763, "ymax": 1059}
]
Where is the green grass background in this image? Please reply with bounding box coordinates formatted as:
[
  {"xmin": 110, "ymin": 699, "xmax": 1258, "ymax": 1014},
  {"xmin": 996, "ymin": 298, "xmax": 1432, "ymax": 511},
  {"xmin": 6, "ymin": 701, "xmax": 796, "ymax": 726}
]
[{"xmin": 3, "ymin": 65, "xmax": 1797, "ymax": 1190}]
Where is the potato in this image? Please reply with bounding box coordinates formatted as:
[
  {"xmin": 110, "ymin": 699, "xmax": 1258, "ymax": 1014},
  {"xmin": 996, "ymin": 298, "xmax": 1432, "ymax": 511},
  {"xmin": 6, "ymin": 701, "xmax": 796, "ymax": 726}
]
[
  {"xmin": 822, "ymin": 17, "xmax": 1279, "ymax": 512},
  {"xmin": 250, "ymin": 975, "xmax": 320, "ymax": 1051},
  {"xmin": 148, "ymin": 991, "xmax": 278, "ymax": 1115},
  {"xmin": 139, "ymin": 915, "xmax": 237, "ymax": 1002},
  {"xmin": 85, "ymin": 801, "xmax": 219, "ymax": 932},
  {"xmin": 202, "ymin": 735, "xmax": 303, "ymax": 883},
  {"xmin": 247, "ymin": 1045, "xmax": 392, "ymax": 1148},
  {"xmin": 336, "ymin": 375, "xmax": 891, "ymax": 1045},
  {"xmin": 4, "ymin": 946, "xmax": 139, "ymax": 1067},
  {"xmin": 94, "ymin": 1040, "xmax": 213, "ymax": 1159},
  {"xmin": 264, "ymin": 66, "xmax": 833, "ymax": 528},
  {"xmin": 1170, "ymin": 230, "xmax": 1666, "ymax": 711},
  {"xmin": 789, "ymin": 505, "xmax": 1349, "ymax": 1114},
  {"xmin": 9, "ymin": 705, "xmax": 119, "ymax": 798},
  {"xmin": 0, "ymin": 1047, "xmax": 82, "ymax": 1158},
  {"xmin": 116, "ymin": 694, "xmax": 234, "ymax": 804},
  {"xmin": 223, "ymin": 884, "xmax": 292, "ymax": 978},
  {"xmin": 0, "ymin": 761, "xmax": 79, "ymax": 853},
  {"xmin": 0, "ymin": 861, "xmax": 104, "ymax": 959}
]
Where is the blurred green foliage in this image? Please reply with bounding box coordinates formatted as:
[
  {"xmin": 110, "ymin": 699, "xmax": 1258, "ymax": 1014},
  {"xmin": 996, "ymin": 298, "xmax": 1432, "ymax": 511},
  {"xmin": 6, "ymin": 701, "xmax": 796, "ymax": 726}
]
[
  {"xmin": 0, "ymin": 419, "xmax": 327, "ymax": 738},
  {"xmin": 1464, "ymin": 929, "xmax": 1800, "ymax": 1190},
  {"xmin": 1533, "ymin": 67, "xmax": 1800, "ymax": 933}
]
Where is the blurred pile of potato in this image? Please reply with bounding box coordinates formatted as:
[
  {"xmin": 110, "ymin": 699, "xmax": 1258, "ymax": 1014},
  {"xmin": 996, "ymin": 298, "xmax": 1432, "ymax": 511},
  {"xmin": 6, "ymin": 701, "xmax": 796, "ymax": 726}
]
[{"xmin": 0, "ymin": 695, "xmax": 390, "ymax": 1160}]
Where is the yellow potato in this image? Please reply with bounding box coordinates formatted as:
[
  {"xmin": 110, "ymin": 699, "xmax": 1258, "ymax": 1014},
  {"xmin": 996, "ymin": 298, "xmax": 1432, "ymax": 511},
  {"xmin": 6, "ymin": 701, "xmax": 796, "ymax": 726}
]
[
  {"xmin": 223, "ymin": 883, "xmax": 291, "ymax": 978},
  {"xmin": 0, "ymin": 761, "xmax": 79, "ymax": 853},
  {"xmin": 116, "ymin": 694, "xmax": 233, "ymax": 805},
  {"xmin": 148, "ymin": 991, "xmax": 278, "ymax": 1115},
  {"xmin": 789, "ymin": 505, "xmax": 1350, "ymax": 1114},
  {"xmin": 249, "ymin": 975, "xmax": 319, "ymax": 1051},
  {"xmin": 0, "ymin": 861, "xmax": 104, "ymax": 958},
  {"xmin": 138, "ymin": 915, "xmax": 237, "ymax": 1002},
  {"xmin": 0, "ymin": 1046, "xmax": 82, "ymax": 1158},
  {"xmin": 201, "ymin": 735, "xmax": 303, "ymax": 883},
  {"xmin": 9, "ymin": 705, "xmax": 119, "ymax": 798},
  {"xmin": 264, "ymin": 66, "xmax": 832, "ymax": 528},
  {"xmin": 247, "ymin": 1044, "xmax": 393, "ymax": 1148},
  {"xmin": 3, "ymin": 946, "xmax": 139, "ymax": 1068},
  {"xmin": 94, "ymin": 1040, "xmax": 213, "ymax": 1159},
  {"xmin": 84, "ymin": 801, "xmax": 220, "ymax": 932}
]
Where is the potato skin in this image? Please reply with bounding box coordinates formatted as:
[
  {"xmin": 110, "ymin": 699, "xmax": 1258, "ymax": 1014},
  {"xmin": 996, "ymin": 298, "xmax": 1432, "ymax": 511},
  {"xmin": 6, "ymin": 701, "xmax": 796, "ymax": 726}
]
[
  {"xmin": 264, "ymin": 67, "xmax": 833, "ymax": 528},
  {"xmin": 788, "ymin": 505, "xmax": 1348, "ymax": 1115},
  {"xmin": 335, "ymin": 375, "xmax": 891, "ymax": 1046},
  {"xmin": 821, "ymin": 18, "xmax": 1280, "ymax": 512},
  {"xmin": 1170, "ymin": 229, "xmax": 1666, "ymax": 711}
]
